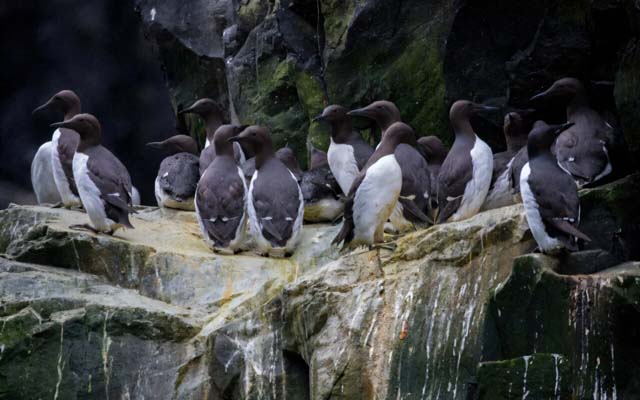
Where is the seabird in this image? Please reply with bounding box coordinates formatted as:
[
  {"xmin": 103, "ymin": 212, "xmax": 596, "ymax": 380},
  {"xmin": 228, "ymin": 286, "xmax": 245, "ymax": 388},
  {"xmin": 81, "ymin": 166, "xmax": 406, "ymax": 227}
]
[
  {"xmin": 51, "ymin": 114, "xmax": 135, "ymax": 234},
  {"xmin": 348, "ymin": 100, "xmax": 432, "ymax": 232},
  {"xmin": 146, "ymin": 134, "xmax": 200, "ymax": 210},
  {"xmin": 332, "ymin": 122, "xmax": 415, "ymax": 248},
  {"xmin": 530, "ymin": 77, "xmax": 613, "ymax": 187},
  {"xmin": 230, "ymin": 126, "xmax": 304, "ymax": 257},
  {"xmin": 416, "ymin": 135, "xmax": 449, "ymax": 214},
  {"xmin": 32, "ymin": 90, "xmax": 82, "ymax": 207},
  {"xmin": 313, "ymin": 105, "xmax": 374, "ymax": 195},
  {"xmin": 242, "ymin": 146, "xmax": 303, "ymax": 183},
  {"xmin": 520, "ymin": 121, "xmax": 591, "ymax": 253},
  {"xmin": 481, "ymin": 109, "xmax": 534, "ymax": 210},
  {"xmin": 179, "ymin": 98, "xmax": 245, "ymax": 174},
  {"xmin": 301, "ymin": 140, "xmax": 344, "ymax": 223},
  {"xmin": 195, "ymin": 125, "xmax": 248, "ymax": 254},
  {"xmin": 436, "ymin": 100, "xmax": 495, "ymax": 223}
]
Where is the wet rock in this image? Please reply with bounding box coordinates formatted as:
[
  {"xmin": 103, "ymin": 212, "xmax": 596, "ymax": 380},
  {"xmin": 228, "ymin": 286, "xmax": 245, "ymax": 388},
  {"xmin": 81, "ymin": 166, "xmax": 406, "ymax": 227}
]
[{"xmin": 477, "ymin": 353, "xmax": 571, "ymax": 399}]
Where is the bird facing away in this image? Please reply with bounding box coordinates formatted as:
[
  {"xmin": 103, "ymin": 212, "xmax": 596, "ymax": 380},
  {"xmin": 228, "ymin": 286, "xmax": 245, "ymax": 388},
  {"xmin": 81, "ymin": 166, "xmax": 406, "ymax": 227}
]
[
  {"xmin": 520, "ymin": 120, "xmax": 591, "ymax": 253},
  {"xmin": 51, "ymin": 113, "xmax": 135, "ymax": 234},
  {"xmin": 482, "ymin": 109, "xmax": 535, "ymax": 211},
  {"xmin": 146, "ymin": 135, "xmax": 200, "ymax": 211},
  {"xmin": 349, "ymin": 100, "xmax": 432, "ymax": 232},
  {"xmin": 32, "ymin": 90, "xmax": 83, "ymax": 207},
  {"xmin": 436, "ymin": 100, "xmax": 496, "ymax": 224},
  {"xmin": 332, "ymin": 122, "xmax": 415, "ymax": 248},
  {"xmin": 314, "ymin": 105, "xmax": 374, "ymax": 195},
  {"xmin": 180, "ymin": 98, "xmax": 246, "ymax": 174},
  {"xmin": 301, "ymin": 139, "xmax": 344, "ymax": 223},
  {"xmin": 195, "ymin": 125, "xmax": 248, "ymax": 254},
  {"xmin": 416, "ymin": 135, "xmax": 449, "ymax": 216},
  {"xmin": 230, "ymin": 126, "xmax": 304, "ymax": 257},
  {"xmin": 530, "ymin": 77, "xmax": 613, "ymax": 187}
]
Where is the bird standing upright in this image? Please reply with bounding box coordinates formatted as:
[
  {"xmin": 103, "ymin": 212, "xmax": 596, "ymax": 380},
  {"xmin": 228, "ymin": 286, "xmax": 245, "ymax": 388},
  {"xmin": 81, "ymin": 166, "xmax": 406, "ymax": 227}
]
[
  {"xmin": 230, "ymin": 126, "xmax": 304, "ymax": 257},
  {"xmin": 332, "ymin": 122, "xmax": 415, "ymax": 248},
  {"xmin": 520, "ymin": 121, "xmax": 591, "ymax": 253},
  {"xmin": 436, "ymin": 101, "xmax": 495, "ymax": 223},
  {"xmin": 51, "ymin": 114, "xmax": 135, "ymax": 234},
  {"xmin": 32, "ymin": 90, "xmax": 83, "ymax": 207}
]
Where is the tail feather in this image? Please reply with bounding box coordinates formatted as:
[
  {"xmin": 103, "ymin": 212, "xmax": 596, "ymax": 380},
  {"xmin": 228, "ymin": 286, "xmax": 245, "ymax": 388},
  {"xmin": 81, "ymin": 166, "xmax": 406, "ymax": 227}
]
[{"xmin": 549, "ymin": 219, "xmax": 592, "ymax": 242}]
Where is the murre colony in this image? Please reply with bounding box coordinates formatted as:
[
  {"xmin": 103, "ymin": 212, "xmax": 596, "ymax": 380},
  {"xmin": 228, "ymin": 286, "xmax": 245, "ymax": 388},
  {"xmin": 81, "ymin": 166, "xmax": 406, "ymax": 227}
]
[{"xmin": 30, "ymin": 77, "xmax": 607, "ymax": 257}]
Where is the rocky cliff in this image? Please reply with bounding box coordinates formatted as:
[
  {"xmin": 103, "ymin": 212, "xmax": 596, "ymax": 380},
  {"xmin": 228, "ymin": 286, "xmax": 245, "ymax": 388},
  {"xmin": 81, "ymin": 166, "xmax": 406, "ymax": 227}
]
[{"xmin": 1, "ymin": 174, "xmax": 639, "ymax": 399}]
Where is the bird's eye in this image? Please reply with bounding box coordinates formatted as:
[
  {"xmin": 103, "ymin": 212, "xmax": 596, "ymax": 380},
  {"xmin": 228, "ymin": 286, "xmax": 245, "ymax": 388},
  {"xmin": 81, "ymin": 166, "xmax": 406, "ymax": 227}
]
[{"xmin": 251, "ymin": 132, "xmax": 257, "ymax": 137}]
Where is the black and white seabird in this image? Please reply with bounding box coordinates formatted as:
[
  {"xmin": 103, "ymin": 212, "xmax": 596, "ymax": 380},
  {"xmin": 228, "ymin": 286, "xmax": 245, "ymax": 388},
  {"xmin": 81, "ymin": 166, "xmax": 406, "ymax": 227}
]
[
  {"xmin": 530, "ymin": 78, "xmax": 613, "ymax": 187},
  {"xmin": 416, "ymin": 135, "xmax": 449, "ymax": 214},
  {"xmin": 332, "ymin": 122, "xmax": 415, "ymax": 248},
  {"xmin": 301, "ymin": 140, "xmax": 344, "ymax": 223},
  {"xmin": 180, "ymin": 98, "xmax": 245, "ymax": 174},
  {"xmin": 482, "ymin": 109, "xmax": 534, "ymax": 210},
  {"xmin": 313, "ymin": 105, "xmax": 374, "ymax": 195},
  {"xmin": 32, "ymin": 90, "xmax": 83, "ymax": 207},
  {"xmin": 436, "ymin": 101, "xmax": 495, "ymax": 224},
  {"xmin": 230, "ymin": 126, "xmax": 304, "ymax": 257},
  {"xmin": 195, "ymin": 125, "xmax": 248, "ymax": 254},
  {"xmin": 51, "ymin": 114, "xmax": 135, "ymax": 234},
  {"xmin": 146, "ymin": 134, "xmax": 200, "ymax": 211},
  {"xmin": 348, "ymin": 100, "xmax": 432, "ymax": 232},
  {"xmin": 520, "ymin": 121, "xmax": 591, "ymax": 253}
]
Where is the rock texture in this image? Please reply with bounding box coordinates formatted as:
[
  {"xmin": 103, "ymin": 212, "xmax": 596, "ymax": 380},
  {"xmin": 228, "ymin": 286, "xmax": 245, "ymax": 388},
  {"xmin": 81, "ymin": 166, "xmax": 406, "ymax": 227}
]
[
  {"xmin": 0, "ymin": 173, "xmax": 638, "ymax": 398},
  {"xmin": 134, "ymin": 0, "xmax": 640, "ymax": 160}
]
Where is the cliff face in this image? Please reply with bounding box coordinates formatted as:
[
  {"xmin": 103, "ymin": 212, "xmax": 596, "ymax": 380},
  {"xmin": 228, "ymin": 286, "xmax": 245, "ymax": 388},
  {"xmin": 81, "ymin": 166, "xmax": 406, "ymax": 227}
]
[
  {"xmin": 134, "ymin": 0, "xmax": 640, "ymax": 169},
  {"xmin": 1, "ymin": 174, "xmax": 639, "ymax": 399}
]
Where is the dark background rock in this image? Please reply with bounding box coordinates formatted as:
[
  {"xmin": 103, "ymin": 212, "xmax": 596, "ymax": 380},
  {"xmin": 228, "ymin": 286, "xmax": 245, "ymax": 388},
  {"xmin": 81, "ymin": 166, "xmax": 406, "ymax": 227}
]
[{"xmin": 0, "ymin": 0, "xmax": 174, "ymax": 207}]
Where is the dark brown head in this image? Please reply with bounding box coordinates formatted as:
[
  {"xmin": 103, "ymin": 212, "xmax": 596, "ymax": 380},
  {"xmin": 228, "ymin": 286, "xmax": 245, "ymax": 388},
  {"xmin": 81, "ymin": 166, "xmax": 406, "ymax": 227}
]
[
  {"xmin": 51, "ymin": 113, "xmax": 101, "ymax": 149},
  {"xmin": 503, "ymin": 109, "xmax": 536, "ymax": 150},
  {"xmin": 348, "ymin": 100, "xmax": 401, "ymax": 132},
  {"xmin": 529, "ymin": 78, "xmax": 587, "ymax": 104},
  {"xmin": 276, "ymin": 146, "xmax": 303, "ymax": 177},
  {"xmin": 228, "ymin": 126, "xmax": 273, "ymax": 167},
  {"xmin": 313, "ymin": 105, "xmax": 349, "ymax": 124},
  {"xmin": 33, "ymin": 90, "xmax": 81, "ymax": 120},
  {"xmin": 212, "ymin": 125, "xmax": 246, "ymax": 157},
  {"xmin": 179, "ymin": 98, "xmax": 221, "ymax": 117},
  {"xmin": 416, "ymin": 136, "xmax": 448, "ymax": 165},
  {"xmin": 146, "ymin": 134, "xmax": 198, "ymax": 156},
  {"xmin": 449, "ymin": 100, "xmax": 497, "ymax": 135},
  {"xmin": 378, "ymin": 122, "xmax": 416, "ymax": 150},
  {"xmin": 527, "ymin": 120, "xmax": 574, "ymax": 159}
]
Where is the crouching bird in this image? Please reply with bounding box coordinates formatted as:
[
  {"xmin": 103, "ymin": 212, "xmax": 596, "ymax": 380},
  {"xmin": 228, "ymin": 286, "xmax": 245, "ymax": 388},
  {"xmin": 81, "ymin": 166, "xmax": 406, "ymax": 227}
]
[
  {"xmin": 332, "ymin": 122, "xmax": 415, "ymax": 248},
  {"xmin": 195, "ymin": 125, "xmax": 248, "ymax": 254},
  {"xmin": 51, "ymin": 114, "xmax": 135, "ymax": 235},
  {"xmin": 520, "ymin": 121, "xmax": 591, "ymax": 253},
  {"xmin": 230, "ymin": 126, "xmax": 304, "ymax": 257}
]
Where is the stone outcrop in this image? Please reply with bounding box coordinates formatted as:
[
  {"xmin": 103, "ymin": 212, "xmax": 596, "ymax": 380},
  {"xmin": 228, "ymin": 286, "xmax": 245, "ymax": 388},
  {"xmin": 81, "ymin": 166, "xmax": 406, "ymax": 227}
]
[{"xmin": 1, "ymin": 174, "xmax": 639, "ymax": 398}]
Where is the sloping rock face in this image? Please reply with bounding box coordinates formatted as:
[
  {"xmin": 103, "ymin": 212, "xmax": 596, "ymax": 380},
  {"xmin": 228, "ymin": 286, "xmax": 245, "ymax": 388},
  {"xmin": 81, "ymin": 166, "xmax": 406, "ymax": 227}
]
[
  {"xmin": 0, "ymin": 174, "xmax": 639, "ymax": 399},
  {"xmin": 133, "ymin": 0, "xmax": 640, "ymax": 160}
]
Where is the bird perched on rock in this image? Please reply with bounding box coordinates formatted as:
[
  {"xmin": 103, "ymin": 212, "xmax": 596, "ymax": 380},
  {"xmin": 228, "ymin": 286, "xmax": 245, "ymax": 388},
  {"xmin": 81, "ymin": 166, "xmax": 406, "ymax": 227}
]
[
  {"xmin": 332, "ymin": 122, "xmax": 415, "ymax": 248},
  {"xmin": 313, "ymin": 105, "xmax": 374, "ymax": 195},
  {"xmin": 436, "ymin": 101, "xmax": 495, "ymax": 223},
  {"xmin": 301, "ymin": 140, "xmax": 343, "ymax": 223},
  {"xmin": 51, "ymin": 114, "xmax": 135, "ymax": 234},
  {"xmin": 349, "ymin": 100, "xmax": 432, "ymax": 232},
  {"xmin": 230, "ymin": 126, "xmax": 303, "ymax": 257},
  {"xmin": 416, "ymin": 135, "xmax": 449, "ymax": 214},
  {"xmin": 31, "ymin": 90, "xmax": 82, "ymax": 207},
  {"xmin": 195, "ymin": 125, "xmax": 248, "ymax": 254},
  {"xmin": 530, "ymin": 78, "xmax": 613, "ymax": 187},
  {"xmin": 520, "ymin": 121, "xmax": 591, "ymax": 253},
  {"xmin": 146, "ymin": 134, "xmax": 200, "ymax": 211},
  {"xmin": 482, "ymin": 109, "xmax": 535, "ymax": 211},
  {"xmin": 180, "ymin": 98, "xmax": 245, "ymax": 174}
]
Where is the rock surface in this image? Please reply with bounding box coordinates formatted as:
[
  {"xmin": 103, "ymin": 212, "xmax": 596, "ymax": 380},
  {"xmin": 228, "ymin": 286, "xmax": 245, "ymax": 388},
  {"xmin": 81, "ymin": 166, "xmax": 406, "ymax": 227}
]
[{"xmin": 0, "ymin": 174, "xmax": 638, "ymax": 399}]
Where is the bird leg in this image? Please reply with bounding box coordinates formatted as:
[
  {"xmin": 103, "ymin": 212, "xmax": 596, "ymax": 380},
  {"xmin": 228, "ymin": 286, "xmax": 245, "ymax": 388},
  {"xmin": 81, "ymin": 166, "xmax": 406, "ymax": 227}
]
[{"xmin": 68, "ymin": 224, "xmax": 100, "ymax": 234}]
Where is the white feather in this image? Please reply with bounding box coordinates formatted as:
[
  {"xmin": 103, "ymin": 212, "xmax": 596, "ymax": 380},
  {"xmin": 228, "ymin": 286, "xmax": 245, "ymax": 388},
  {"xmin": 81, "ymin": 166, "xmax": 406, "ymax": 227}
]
[
  {"xmin": 51, "ymin": 129, "xmax": 81, "ymax": 207},
  {"xmin": 328, "ymin": 139, "xmax": 360, "ymax": 195},
  {"xmin": 449, "ymin": 136, "xmax": 493, "ymax": 222},
  {"xmin": 31, "ymin": 141, "xmax": 61, "ymax": 204},
  {"xmin": 520, "ymin": 162, "xmax": 563, "ymax": 252},
  {"xmin": 481, "ymin": 157, "xmax": 517, "ymax": 211},
  {"xmin": 353, "ymin": 154, "xmax": 403, "ymax": 244}
]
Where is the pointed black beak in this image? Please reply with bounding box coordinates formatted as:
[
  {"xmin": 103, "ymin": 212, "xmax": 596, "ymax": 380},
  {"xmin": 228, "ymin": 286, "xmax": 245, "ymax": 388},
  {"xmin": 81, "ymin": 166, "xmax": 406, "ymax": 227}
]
[
  {"xmin": 554, "ymin": 122, "xmax": 575, "ymax": 135},
  {"xmin": 529, "ymin": 89, "xmax": 551, "ymax": 103},
  {"xmin": 32, "ymin": 100, "xmax": 53, "ymax": 116},
  {"xmin": 50, "ymin": 121, "xmax": 67, "ymax": 129},
  {"xmin": 227, "ymin": 136, "xmax": 242, "ymax": 143},
  {"xmin": 312, "ymin": 114, "xmax": 325, "ymax": 122},
  {"xmin": 145, "ymin": 141, "xmax": 165, "ymax": 149},
  {"xmin": 179, "ymin": 104, "xmax": 197, "ymax": 115},
  {"xmin": 347, "ymin": 107, "xmax": 368, "ymax": 118}
]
